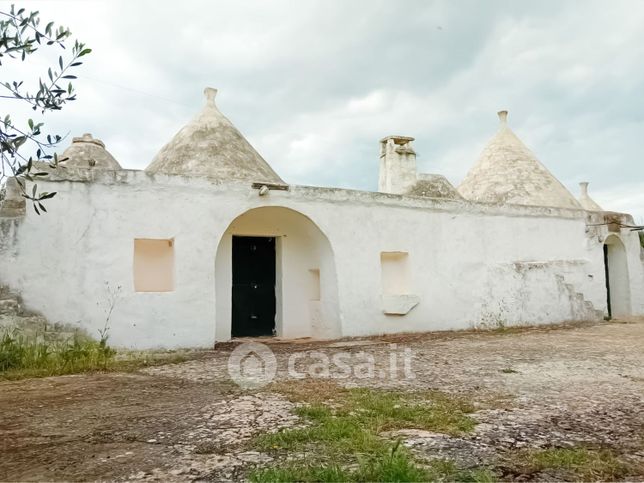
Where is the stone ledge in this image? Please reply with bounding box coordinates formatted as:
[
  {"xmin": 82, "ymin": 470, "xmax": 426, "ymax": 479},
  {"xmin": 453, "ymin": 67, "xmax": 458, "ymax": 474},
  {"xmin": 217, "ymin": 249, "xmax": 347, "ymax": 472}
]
[{"xmin": 382, "ymin": 294, "xmax": 420, "ymax": 315}]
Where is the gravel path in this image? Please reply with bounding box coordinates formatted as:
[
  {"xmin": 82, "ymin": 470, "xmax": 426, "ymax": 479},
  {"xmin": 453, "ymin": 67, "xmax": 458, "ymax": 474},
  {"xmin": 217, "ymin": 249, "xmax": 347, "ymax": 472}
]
[{"xmin": 1, "ymin": 319, "xmax": 642, "ymax": 481}]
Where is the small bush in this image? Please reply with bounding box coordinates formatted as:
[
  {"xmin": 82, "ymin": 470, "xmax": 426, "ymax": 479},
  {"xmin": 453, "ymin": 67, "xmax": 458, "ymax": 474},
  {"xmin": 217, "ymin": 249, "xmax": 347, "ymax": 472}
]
[{"xmin": 0, "ymin": 328, "xmax": 116, "ymax": 378}]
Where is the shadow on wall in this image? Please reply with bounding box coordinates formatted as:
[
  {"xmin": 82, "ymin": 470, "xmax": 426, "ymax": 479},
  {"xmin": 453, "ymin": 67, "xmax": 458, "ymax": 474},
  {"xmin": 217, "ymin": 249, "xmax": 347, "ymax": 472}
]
[{"xmin": 214, "ymin": 206, "xmax": 341, "ymax": 342}]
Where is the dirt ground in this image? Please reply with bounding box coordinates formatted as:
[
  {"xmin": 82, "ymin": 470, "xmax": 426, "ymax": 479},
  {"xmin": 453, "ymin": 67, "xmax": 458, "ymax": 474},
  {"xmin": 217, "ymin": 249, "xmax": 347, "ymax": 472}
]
[{"xmin": 1, "ymin": 319, "xmax": 643, "ymax": 481}]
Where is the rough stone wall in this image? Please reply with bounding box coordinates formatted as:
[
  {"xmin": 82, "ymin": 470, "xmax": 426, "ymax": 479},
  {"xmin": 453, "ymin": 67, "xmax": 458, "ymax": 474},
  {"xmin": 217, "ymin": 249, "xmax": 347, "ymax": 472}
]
[
  {"xmin": 0, "ymin": 285, "xmax": 89, "ymax": 342},
  {"xmin": 0, "ymin": 178, "xmax": 26, "ymax": 217},
  {"xmin": 475, "ymin": 261, "xmax": 603, "ymax": 328}
]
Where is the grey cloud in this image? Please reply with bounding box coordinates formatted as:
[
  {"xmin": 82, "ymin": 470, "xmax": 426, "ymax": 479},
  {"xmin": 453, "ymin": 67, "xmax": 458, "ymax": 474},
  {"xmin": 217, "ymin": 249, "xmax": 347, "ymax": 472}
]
[{"xmin": 8, "ymin": 0, "xmax": 644, "ymax": 220}]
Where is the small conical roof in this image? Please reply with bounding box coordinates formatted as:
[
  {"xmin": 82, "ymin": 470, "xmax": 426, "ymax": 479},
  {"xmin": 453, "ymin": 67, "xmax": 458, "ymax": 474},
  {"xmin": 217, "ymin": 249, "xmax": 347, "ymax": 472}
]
[
  {"xmin": 146, "ymin": 87, "xmax": 283, "ymax": 183},
  {"xmin": 61, "ymin": 133, "xmax": 121, "ymax": 170},
  {"xmin": 408, "ymin": 174, "xmax": 463, "ymax": 200},
  {"xmin": 578, "ymin": 182, "xmax": 603, "ymax": 211},
  {"xmin": 458, "ymin": 111, "xmax": 581, "ymax": 210}
]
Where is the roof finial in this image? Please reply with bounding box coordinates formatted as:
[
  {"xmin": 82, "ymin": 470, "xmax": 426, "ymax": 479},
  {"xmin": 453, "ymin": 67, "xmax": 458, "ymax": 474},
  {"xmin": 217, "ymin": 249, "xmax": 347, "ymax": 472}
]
[
  {"xmin": 497, "ymin": 110, "xmax": 508, "ymax": 124},
  {"xmin": 204, "ymin": 87, "xmax": 218, "ymax": 106}
]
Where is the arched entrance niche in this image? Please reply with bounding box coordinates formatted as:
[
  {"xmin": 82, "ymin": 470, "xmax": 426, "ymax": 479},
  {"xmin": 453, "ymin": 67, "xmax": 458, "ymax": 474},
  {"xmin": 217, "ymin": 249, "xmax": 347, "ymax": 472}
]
[
  {"xmin": 603, "ymin": 234, "xmax": 631, "ymax": 318},
  {"xmin": 215, "ymin": 206, "xmax": 341, "ymax": 341}
]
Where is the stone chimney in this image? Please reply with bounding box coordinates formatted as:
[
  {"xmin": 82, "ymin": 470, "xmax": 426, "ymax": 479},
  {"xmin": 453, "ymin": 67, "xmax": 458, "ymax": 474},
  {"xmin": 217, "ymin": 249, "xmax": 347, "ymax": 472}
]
[
  {"xmin": 578, "ymin": 181, "xmax": 603, "ymax": 211},
  {"xmin": 378, "ymin": 135, "xmax": 417, "ymax": 194}
]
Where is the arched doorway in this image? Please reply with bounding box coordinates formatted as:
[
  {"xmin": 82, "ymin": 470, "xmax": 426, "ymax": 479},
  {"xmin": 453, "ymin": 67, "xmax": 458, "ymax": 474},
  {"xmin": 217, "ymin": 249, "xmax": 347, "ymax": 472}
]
[
  {"xmin": 603, "ymin": 235, "xmax": 631, "ymax": 318},
  {"xmin": 215, "ymin": 206, "xmax": 341, "ymax": 341}
]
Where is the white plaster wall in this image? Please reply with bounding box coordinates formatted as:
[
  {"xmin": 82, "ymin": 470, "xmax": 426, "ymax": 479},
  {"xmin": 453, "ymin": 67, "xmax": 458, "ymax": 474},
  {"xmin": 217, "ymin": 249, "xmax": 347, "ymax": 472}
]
[
  {"xmin": 320, "ymin": 205, "xmax": 603, "ymax": 336},
  {"xmin": 1, "ymin": 170, "xmax": 642, "ymax": 348}
]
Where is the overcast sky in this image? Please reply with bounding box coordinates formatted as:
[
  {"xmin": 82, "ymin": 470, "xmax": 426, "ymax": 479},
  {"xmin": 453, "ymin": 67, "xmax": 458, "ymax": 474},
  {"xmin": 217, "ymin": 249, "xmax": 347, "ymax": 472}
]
[{"xmin": 3, "ymin": 0, "xmax": 643, "ymax": 221}]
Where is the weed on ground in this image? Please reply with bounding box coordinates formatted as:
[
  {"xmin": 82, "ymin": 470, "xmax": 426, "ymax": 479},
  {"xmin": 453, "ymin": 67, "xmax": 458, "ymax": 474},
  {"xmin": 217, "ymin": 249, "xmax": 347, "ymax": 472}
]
[
  {"xmin": 502, "ymin": 447, "xmax": 639, "ymax": 481},
  {"xmin": 250, "ymin": 378, "xmax": 493, "ymax": 482}
]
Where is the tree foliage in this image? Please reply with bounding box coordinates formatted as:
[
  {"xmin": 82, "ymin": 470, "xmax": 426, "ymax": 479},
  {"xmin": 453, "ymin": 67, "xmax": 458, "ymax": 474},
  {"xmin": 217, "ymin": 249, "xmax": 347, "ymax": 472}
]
[{"xmin": 0, "ymin": 4, "xmax": 90, "ymax": 214}]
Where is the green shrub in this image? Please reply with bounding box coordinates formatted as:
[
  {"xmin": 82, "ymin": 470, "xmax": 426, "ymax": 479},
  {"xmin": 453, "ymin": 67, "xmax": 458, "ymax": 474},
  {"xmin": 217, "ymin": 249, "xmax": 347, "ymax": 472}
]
[{"xmin": 0, "ymin": 328, "xmax": 116, "ymax": 377}]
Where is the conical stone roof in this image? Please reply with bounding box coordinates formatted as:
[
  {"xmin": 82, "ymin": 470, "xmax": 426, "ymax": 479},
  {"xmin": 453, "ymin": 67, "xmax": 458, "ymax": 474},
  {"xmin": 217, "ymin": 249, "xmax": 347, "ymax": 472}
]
[
  {"xmin": 146, "ymin": 88, "xmax": 283, "ymax": 183},
  {"xmin": 458, "ymin": 111, "xmax": 581, "ymax": 210},
  {"xmin": 61, "ymin": 133, "xmax": 121, "ymax": 170}
]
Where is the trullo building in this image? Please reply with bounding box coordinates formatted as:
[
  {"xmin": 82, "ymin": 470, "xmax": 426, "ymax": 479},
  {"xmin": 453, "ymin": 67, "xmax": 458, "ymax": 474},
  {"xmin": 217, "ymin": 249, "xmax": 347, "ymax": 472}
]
[{"xmin": 0, "ymin": 88, "xmax": 642, "ymax": 348}]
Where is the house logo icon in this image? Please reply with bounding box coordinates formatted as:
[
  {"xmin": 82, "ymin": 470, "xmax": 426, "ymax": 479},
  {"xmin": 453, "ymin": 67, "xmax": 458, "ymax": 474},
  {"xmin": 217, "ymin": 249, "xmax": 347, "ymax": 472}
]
[{"xmin": 227, "ymin": 342, "xmax": 277, "ymax": 389}]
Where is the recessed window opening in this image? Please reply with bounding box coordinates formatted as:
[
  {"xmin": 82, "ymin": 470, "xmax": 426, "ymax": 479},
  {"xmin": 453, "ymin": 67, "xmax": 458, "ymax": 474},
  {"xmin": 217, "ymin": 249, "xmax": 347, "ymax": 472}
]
[
  {"xmin": 133, "ymin": 238, "xmax": 175, "ymax": 292},
  {"xmin": 380, "ymin": 251, "xmax": 411, "ymax": 295},
  {"xmin": 309, "ymin": 268, "xmax": 321, "ymax": 301}
]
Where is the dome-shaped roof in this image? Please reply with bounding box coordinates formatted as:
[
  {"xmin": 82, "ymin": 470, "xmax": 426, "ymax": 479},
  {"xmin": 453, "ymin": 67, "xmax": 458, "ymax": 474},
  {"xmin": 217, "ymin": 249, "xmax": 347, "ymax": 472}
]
[
  {"xmin": 578, "ymin": 182, "xmax": 603, "ymax": 211},
  {"xmin": 407, "ymin": 174, "xmax": 463, "ymax": 200},
  {"xmin": 146, "ymin": 87, "xmax": 283, "ymax": 183},
  {"xmin": 61, "ymin": 133, "xmax": 121, "ymax": 170},
  {"xmin": 458, "ymin": 111, "xmax": 581, "ymax": 210}
]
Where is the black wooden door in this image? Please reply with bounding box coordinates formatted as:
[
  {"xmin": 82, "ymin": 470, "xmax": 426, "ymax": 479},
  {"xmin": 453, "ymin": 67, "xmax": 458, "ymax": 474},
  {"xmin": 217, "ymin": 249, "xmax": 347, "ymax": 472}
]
[
  {"xmin": 232, "ymin": 236, "xmax": 276, "ymax": 337},
  {"xmin": 604, "ymin": 244, "xmax": 611, "ymax": 318}
]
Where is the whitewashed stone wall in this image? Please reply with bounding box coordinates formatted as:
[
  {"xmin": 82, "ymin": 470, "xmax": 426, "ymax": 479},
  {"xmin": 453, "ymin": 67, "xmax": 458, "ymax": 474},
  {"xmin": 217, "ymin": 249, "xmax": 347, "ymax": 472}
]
[{"xmin": 0, "ymin": 169, "xmax": 642, "ymax": 348}]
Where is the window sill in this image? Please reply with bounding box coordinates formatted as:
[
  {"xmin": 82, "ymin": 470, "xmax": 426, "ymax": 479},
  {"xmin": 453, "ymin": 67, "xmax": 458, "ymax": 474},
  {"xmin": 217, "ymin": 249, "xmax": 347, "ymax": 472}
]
[{"xmin": 382, "ymin": 294, "xmax": 419, "ymax": 315}]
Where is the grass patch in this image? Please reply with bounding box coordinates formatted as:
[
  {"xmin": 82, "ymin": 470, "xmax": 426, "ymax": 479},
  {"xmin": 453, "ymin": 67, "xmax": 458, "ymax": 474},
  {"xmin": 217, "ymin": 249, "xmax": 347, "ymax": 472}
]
[
  {"xmin": 510, "ymin": 447, "xmax": 633, "ymax": 481},
  {"xmin": 0, "ymin": 328, "xmax": 193, "ymax": 380},
  {"xmin": 250, "ymin": 379, "xmax": 488, "ymax": 482},
  {"xmin": 252, "ymin": 463, "xmax": 351, "ymax": 482},
  {"xmin": 257, "ymin": 384, "xmax": 475, "ymax": 452},
  {"xmin": 251, "ymin": 448, "xmax": 498, "ymax": 482},
  {"xmin": 0, "ymin": 329, "xmax": 115, "ymax": 377}
]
